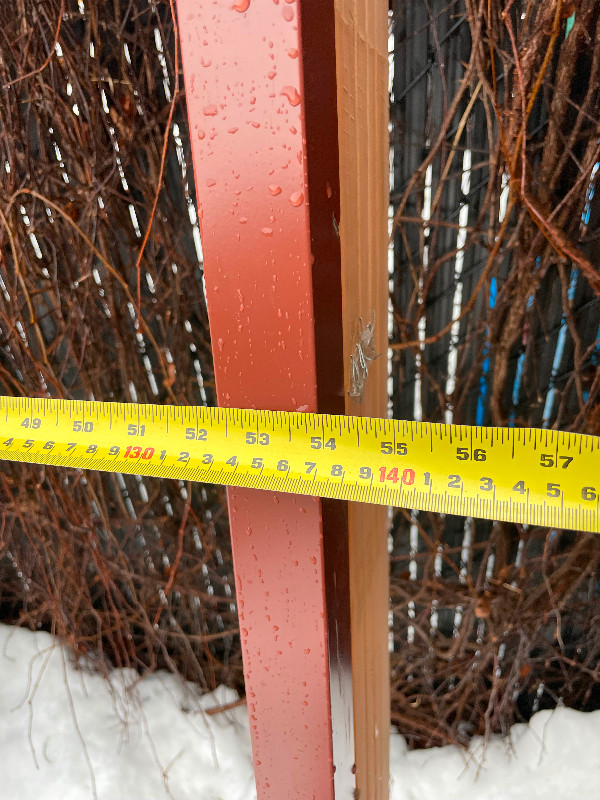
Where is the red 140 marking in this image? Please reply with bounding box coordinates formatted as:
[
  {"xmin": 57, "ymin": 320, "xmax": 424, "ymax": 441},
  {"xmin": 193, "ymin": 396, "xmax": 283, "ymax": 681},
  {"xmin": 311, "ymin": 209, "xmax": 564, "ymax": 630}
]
[{"xmin": 379, "ymin": 467, "xmax": 415, "ymax": 485}]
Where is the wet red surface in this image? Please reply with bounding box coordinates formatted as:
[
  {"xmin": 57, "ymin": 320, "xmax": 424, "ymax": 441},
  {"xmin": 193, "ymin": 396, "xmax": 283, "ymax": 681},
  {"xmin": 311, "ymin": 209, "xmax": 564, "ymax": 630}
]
[{"xmin": 177, "ymin": 1, "xmax": 341, "ymax": 797}]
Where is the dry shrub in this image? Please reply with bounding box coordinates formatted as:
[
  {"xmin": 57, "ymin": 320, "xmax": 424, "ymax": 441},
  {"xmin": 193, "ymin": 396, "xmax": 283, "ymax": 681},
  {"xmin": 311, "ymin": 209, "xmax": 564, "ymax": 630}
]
[
  {"xmin": 1, "ymin": 0, "xmax": 599, "ymax": 752},
  {"xmin": 0, "ymin": 0, "xmax": 242, "ymax": 693},
  {"xmin": 390, "ymin": 0, "xmax": 600, "ymax": 746}
]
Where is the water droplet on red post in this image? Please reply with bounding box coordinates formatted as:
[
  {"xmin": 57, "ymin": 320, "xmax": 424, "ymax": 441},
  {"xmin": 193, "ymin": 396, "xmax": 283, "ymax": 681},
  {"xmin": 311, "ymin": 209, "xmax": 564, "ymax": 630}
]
[
  {"xmin": 261, "ymin": 227, "xmax": 274, "ymax": 236},
  {"xmin": 281, "ymin": 86, "xmax": 301, "ymax": 106},
  {"xmin": 239, "ymin": 216, "xmax": 248, "ymax": 224},
  {"xmin": 268, "ymin": 185, "xmax": 282, "ymax": 196},
  {"xmin": 288, "ymin": 47, "xmax": 298, "ymax": 58},
  {"xmin": 282, "ymin": 5, "xmax": 294, "ymax": 20},
  {"xmin": 206, "ymin": 178, "xmax": 217, "ymax": 187},
  {"xmin": 232, "ymin": 0, "xmax": 250, "ymax": 11},
  {"xmin": 289, "ymin": 190, "xmax": 304, "ymax": 207},
  {"xmin": 203, "ymin": 104, "xmax": 218, "ymax": 116}
]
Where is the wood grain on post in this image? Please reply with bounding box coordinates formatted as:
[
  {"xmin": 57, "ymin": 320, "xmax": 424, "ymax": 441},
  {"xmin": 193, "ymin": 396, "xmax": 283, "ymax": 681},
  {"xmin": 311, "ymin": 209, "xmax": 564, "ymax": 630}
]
[{"xmin": 335, "ymin": 2, "xmax": 391, "ymax": 799}]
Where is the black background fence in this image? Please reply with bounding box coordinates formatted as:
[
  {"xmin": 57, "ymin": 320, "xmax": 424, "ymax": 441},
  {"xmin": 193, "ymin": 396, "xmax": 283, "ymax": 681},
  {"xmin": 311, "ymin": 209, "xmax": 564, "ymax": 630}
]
[{"xmin": 0, "ymin": 0, "xmax": 599, "ymax": 749}]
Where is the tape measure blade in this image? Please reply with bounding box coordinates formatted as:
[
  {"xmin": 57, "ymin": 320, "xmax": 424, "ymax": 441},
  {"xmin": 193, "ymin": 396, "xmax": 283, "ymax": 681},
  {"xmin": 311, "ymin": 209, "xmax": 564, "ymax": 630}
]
[{"xmin": 0, "ymin": 397, "xmax": 598, "ymax": 533}]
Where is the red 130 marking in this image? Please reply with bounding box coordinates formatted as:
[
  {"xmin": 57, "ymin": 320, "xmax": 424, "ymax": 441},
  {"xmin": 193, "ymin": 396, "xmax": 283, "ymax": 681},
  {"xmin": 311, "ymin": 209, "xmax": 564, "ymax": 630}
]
[{"xmin": 124, "ymin": 445, "xmax": 155, "ymax": 460}]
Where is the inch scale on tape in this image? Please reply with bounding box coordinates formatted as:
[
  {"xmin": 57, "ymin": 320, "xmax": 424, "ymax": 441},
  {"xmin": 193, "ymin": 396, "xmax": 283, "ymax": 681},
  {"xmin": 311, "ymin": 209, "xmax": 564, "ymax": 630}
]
[{"xmin": 0, "ymin": 396, "xmax": 599, "ymax": 533}]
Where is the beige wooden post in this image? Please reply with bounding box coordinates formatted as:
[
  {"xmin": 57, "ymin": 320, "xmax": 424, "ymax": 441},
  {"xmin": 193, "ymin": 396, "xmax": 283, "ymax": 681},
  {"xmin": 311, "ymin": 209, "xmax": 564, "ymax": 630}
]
[{"xmin": 335, "ymin": 2, "xmax": 391, "ymax": 799}]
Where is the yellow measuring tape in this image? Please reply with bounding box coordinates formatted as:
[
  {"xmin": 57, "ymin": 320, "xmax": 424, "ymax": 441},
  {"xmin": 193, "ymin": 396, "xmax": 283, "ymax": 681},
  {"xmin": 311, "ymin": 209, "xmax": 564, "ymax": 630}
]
[{"xmin": 0, "ymin": 396, "xmax": 598, "ymax": 532}]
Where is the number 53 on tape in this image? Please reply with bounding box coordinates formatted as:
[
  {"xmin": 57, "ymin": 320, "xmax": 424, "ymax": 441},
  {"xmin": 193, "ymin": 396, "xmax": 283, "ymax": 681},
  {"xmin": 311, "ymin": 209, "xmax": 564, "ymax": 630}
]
[{"xmin": 0, "ymin": 397, "xmax": 599, "ymax": 533}]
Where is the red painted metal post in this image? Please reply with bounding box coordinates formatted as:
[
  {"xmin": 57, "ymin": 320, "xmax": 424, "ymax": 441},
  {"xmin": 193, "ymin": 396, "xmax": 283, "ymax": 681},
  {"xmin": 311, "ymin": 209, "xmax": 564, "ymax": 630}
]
[{"xmin": 176, "ymin": 2, "xmax": 353, "ymax": 798}]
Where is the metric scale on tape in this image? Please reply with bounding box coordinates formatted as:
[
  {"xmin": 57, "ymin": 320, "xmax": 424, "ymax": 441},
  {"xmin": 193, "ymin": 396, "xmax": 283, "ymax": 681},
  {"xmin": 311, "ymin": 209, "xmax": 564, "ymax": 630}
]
[{"xmin": 0, "ymin": 396, "xmax": 599, "ymax": 533}]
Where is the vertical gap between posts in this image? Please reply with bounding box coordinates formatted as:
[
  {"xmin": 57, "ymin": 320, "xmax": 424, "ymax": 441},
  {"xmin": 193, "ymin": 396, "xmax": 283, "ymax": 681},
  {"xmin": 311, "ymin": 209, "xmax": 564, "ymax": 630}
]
[{"xmin": 300, "ymin": 1, "xmax": 356, "ymax": 796}]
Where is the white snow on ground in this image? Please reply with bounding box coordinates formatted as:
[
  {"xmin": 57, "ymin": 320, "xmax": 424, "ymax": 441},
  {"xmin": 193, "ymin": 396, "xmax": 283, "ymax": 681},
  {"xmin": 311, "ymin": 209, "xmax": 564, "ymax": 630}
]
[
  {"xmin": 389, "ymin": 709, "xmax": 600, "ymax": 800},
  {"xmin": 1, "ymin": 624, "xmax": 599, "ymax": 800}
]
